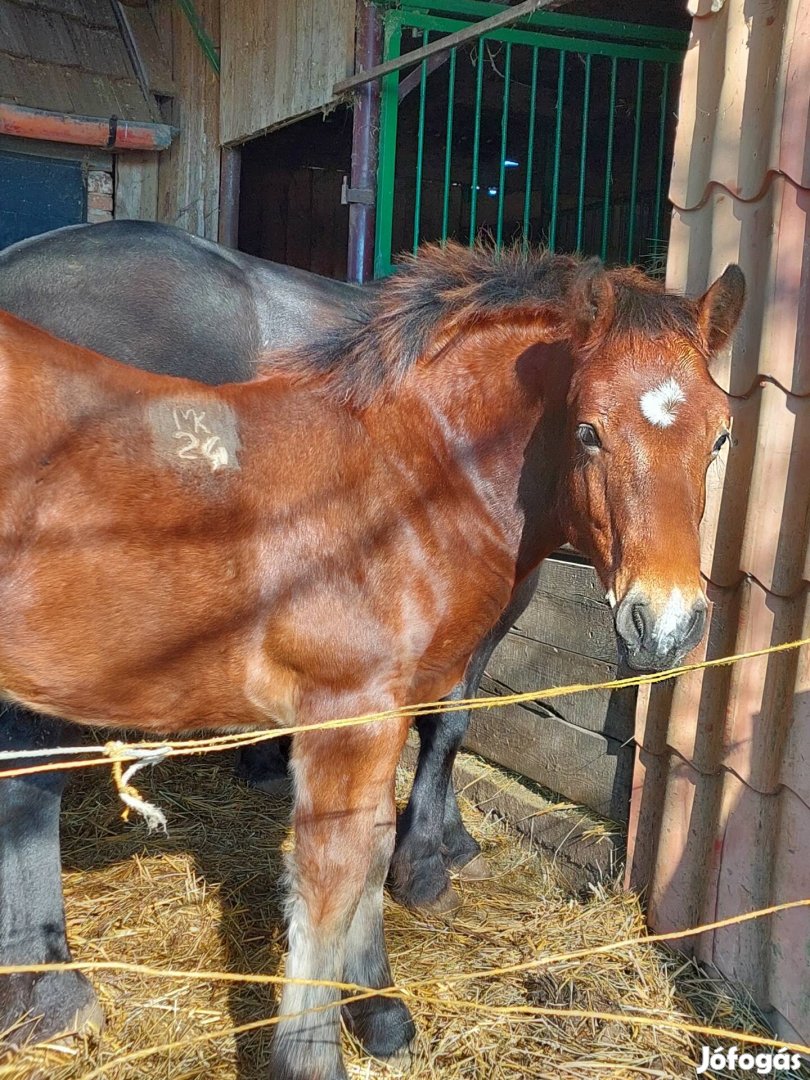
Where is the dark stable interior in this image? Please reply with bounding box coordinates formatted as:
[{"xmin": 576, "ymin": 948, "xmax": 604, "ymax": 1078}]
[{"xmin": 238, "ymin": 2, "xmax": 690, "ymax": 279}]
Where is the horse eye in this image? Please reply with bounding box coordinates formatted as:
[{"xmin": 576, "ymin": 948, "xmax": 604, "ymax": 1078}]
[
  {"xmin": 712, "ymin": 432, "xmax": 730, "ymax": 455},
  {"xmin": 577, "ymin": 423, "xmax": 601, "ymax": 450}
]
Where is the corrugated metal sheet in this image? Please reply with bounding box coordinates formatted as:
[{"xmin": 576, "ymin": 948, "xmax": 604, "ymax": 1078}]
[
  {"xmin": 626, "ymin": 0, "xmax": 810, "ymax": 1044},
  {"xmin": 0, "ymin": 0, "xmax": 161, "ymax": 122}
]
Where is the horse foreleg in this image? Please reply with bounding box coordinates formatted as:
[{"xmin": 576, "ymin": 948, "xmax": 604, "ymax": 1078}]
[
  {"xmin": 0, "ymin": 708, "xmax": 103, "ymax": 1047},
  {"xmin": 272, "ymin": 717, "xmax": 410, "ymax": 1080},
  {"xmin": 341, "ymin": 778, "xmax": 414, "ymax": 1058},
  {"xmin": 389, "ymin": 569, "xmax": 541, "ymax": 912}
]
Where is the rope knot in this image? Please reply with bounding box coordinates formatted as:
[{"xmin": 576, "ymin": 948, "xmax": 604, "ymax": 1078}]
[{"xmin": 105, "ymin": 741, "xmax": 171, "ymax": 833}]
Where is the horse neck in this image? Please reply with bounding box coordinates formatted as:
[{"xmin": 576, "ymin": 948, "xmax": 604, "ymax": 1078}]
[{"xmin": 373, "ymin": 325, "xmax": 576, "ymax": 568}]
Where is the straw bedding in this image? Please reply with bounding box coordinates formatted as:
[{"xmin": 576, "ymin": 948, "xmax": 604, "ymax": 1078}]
[{"xmin": 1, "ymin": 750, "xmax": 806, "ymax": 1080}]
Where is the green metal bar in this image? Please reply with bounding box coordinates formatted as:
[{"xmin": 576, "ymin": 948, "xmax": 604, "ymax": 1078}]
[
  {"xmin": 441, "ymin": 48, "xmax": 457, "ymax": 243},
  {"xmin": 626, "ymin": 59, "xmax": 645, "ymax": 262},
  {"xmin": 600, "ymin": 55, "xmax": 618, "ymax": 261},
  {"xmin": 575, "ymin": 52, "xmax": 591, "ymax": 251},
  {"xmin": 374, "ymin": 13, "xmax": 403, "ymax": 277},
  {"xmin": 177, "ymin": 0, "xmax": 220, "ymax": 74},
  {"xmin": 469, "ymin": 39, "xmax": 485, "ymax": 244},
  {"xmin": 395, "ymin": 11, "xmax": 686, "ymax": 64},
  {"xmin": 652, "ymin": 62, "xmax": 671, "ymax": 249},
  {"xmin": 396, "ymin": 0, "xmax": 689, "ymax": 48},
  {"xmin": 412, "ymin": 29, "xmax": 430, "ymax": 253},
  {"xmin": 548, "ymin": 50, "xmax": 565, "ymax": 251},
  {"xmin": 496, "ymin": 42, "xmax": 512, "ymax": 248},
  {"xmin": 521, "ymin": 45, "xmax": 539, "ymax": 249}
]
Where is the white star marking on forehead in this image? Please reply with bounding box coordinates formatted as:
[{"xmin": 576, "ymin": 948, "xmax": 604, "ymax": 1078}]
[{"xmin": 639, "ymin": 376, "xmax": 686, "ymax": 428}]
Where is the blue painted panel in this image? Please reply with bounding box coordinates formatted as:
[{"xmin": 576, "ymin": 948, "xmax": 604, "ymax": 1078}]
[{"xmin": 0, "ymin": 150, "xmax": 86, "ymax": 250}]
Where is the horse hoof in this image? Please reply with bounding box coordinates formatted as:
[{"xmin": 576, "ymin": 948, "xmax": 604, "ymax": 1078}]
[
  {"xmin": 343, "ymin": 996, "xmax": 415, "ymax": 1060},
  {"xmin": 455, "ymin": 853, "xmax": 493, "ymax": 881},
  {"xmin": 414, "ymin": 882, "xmax": 461, "ymax": 915},
  {"xmin": 382, "ymin": 1041, "xmax": 415, "ymax": 1072},
  {"xmin": 0, "ymin": 971, "xmax": 104, "ymax": 1048}
]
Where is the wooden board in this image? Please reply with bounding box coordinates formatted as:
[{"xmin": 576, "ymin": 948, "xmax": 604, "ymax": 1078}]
[
  {"xmin": 523, "ymin": 556, "xmax": 619, "ymax": 663},
  {"xmin": 154, "ymin": 0, "xmax": 221, "ymax": 241},
  {"xmin": 463, "ymin": 555, "xmax": 636, "ymax": 822},
  {"xmin": 465, "ymin": 695, "xmax": 634, "ymax": 823},
  {"xmin": 219, "ymin": 0, "xmax": 355, "ymax": 146},
  {"xmin": 482, "ymin": 637, "xmax": 634, "ymax": 741},
  {"xmin": 114, "ymin": 151, "xmax": 158, "ymax": 221}
]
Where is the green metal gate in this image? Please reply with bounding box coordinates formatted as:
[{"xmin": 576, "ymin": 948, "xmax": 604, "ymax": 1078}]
[{"xmin": 374, "ymin": 0, "xmax": 688, "ymax": 277}]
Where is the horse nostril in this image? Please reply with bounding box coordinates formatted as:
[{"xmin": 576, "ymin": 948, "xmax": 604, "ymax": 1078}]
[
  {"xmin": 686, "ymin": 605, "xmax": 707, "ymax": 643},
  {"xmin": 631, "ymin": 604, "xmax": 646, "ymax": 644}
]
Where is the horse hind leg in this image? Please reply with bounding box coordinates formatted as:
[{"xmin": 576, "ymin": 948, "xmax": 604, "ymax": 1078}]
[
  {"xmin": 388, "ymin": 702, "xmax": 470, "ymax": 913},
  {"xmin": 388, "ymin": 571, "xmax": 540, "ymax": 912},
  {"xmin": 0, "ymin": 708, "xmax": 103, "ymax": 1048},
  {"xmin": 233, "ymin": 735, "xmax": 292, "ymax": 796},
  {"xmin": 271, "ymin": 716, "xmax": 411, "ymax": 1080}
]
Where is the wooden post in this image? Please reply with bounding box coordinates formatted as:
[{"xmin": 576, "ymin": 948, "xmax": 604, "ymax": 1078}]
[{"xmin": 218, "ymin": 146, "xmax": 241, "ymax": 248}]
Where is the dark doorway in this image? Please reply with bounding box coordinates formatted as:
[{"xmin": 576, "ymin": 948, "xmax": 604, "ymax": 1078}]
[{"xmin": 238, "ymin": 108, "xmax": 353, "ymax": 280}]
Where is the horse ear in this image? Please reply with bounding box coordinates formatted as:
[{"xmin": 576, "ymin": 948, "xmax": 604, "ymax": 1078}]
[
  {"xmin": 569, "ymin": 257, "xmax": 615, "ymax": 344},
  {"xmin": 697, "ymin": 264, "xmax": 745, "ymax": 354}
]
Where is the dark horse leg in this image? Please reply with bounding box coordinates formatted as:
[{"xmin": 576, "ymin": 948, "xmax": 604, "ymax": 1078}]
[
  {"xmin": 233, "ymin": 735, "xmax": 291, "ymax": 795},
  {"xmin": 0, "ymin": 708, "xmax": 103, "ymax": 1046},
  {"xmin": 388, "ymin": 570, "xmax": 540, "ymax": 911}
]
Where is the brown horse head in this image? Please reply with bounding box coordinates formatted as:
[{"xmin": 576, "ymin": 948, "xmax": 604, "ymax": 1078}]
[
  {"xmin": 265, "ymin": 241, "xmax": 744, "ymax": 675},
  {"xmin": 561, "ymin": 262, "xmax": 745, "ymax": 671}
]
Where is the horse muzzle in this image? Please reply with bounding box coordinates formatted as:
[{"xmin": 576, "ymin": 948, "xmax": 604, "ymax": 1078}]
[{"xmin": 613, "ymin": 586, "xmax": 708, "ymax": 673}]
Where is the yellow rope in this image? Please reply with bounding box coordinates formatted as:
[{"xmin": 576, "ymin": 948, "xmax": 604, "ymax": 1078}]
[
  {"xmin": 9, "ymin": 899, "xmax": 810, "ymax": 1077},
  {"xmin": 0, "ymin": 897, "xmax": 806, "ymax": 998},
  {"xmin": 0, "ymin": 634, "xmax": 806, "ymax": 789}
]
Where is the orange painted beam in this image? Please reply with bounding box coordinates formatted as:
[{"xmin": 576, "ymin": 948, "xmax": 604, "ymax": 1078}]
[{"xmin": 0, "ymin": 103, "xmax": 175, "ymax": 151}]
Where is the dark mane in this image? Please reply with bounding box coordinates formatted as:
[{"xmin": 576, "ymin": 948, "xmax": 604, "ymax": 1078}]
[
  {"xmin": 263, "ymin": 243, "xmax": 704, "ymax": 405},
  {"xmin": 607, "ymin": 265, "xmax": 703, "ymax": 343},
  {"xmin": 269, "ymin": 242, "xmax": 582, "ymax": 404}
]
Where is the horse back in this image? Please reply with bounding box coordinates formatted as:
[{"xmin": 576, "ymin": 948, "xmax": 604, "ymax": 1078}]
[
  {"xmin": 0, "ymin": 220, "xmax": 359, "ymax": 383},
  {"xmin": 0, "ymin": 313, "xmax": 414, "ymax": 732}
]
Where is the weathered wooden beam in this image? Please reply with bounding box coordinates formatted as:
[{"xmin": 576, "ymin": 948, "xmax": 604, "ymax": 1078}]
[
  {"xmin": 401, "ymin": 740, "xmax": 622, "ymax": 885},
  {"xmin": 333, "ymin": 0, "xmax": 575, "ymax": 96},
  {"xmin": 218, "ymin": 146, "xmax": 241, "ymax": 249}
]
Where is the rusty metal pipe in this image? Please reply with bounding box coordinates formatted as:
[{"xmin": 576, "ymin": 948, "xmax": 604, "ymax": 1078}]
[
  {"xmin": 347, "ymin": 1, "xmax": 382, "ymax": 284},
  {"xmin": 0, "ymin": 102, "xmax": 175, "ymax": 151}
]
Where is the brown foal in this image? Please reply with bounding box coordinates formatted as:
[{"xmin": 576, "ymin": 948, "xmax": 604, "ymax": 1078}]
[{"xmin": 0, "ymin": 243, "xmax": 743, "ymax": 1079}]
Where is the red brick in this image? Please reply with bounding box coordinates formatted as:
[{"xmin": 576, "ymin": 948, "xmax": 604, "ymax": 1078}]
[{"xmin": 87, "ymin": 192, "xmax": 113, "ymax": 212}]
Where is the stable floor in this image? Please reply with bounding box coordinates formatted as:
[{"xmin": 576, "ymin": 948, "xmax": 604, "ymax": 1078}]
[{"xmin": 2, "ymin": 752, "xmax": 803, "ymax": 1080}]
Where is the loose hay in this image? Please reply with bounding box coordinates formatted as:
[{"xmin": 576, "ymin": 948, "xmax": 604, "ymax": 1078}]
[{"xmin": 2, "ymin": 752, "xmax": 806, "ymax": 1080}]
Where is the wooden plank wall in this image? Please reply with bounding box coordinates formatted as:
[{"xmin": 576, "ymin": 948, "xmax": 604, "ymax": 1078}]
[
  {"xmin": 149, "ymin": 0, "xmax": 221, "ymax": 240},
  {"xmin": 219, "ymin": 0, "xmax": 355, "ymax": 145},
  {"xmin": 465, "ymin": 556, "xmax": 635, "ymax": 822},
  {"xmin": 114, "ymin": 150, "xmax": 159, "ymax": 221}
]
